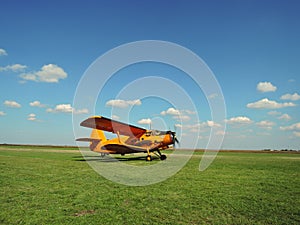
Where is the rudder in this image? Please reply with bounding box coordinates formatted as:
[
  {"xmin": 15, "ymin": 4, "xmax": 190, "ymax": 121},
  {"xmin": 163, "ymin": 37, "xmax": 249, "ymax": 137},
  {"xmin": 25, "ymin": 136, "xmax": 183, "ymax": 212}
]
[{"xmin": 90, "ymin": 129, "xmax": 107, "ymax": 142}]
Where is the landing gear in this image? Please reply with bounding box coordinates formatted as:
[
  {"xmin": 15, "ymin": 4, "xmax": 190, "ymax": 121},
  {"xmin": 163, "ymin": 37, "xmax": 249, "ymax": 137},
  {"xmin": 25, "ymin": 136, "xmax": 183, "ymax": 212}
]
[
  {"xmin": 145, "ymin": 149, "xmax": 167, "ymax": 161},
  {"xmin": 145, "ymin": 148, "xmax": 152, "ymax": 161},
  {"xmin": 146, "ymin": 155, "xmax": 152, "ymax": 161},
  {"xmin": 160, "ymin": 154, "xmax": 167, "ymax": 160},
  {"xmin": 157, "ymin": 150, "xmax": 167, "ymax": 161}
]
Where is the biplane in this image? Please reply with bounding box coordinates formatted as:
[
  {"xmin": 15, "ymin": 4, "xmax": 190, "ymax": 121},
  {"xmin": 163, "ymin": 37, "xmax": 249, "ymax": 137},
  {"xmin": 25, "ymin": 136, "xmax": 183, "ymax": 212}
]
[{"xmin": 76, "ymin": 116, "xmax": 179, "ymax": 161}]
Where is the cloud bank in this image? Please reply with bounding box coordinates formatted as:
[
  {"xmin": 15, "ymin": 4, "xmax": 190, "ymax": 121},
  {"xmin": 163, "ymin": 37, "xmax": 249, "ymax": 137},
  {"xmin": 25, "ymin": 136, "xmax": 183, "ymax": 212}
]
[{"xmin": 247, "ymin": 98, "xmax": 296, "ymax": 109}]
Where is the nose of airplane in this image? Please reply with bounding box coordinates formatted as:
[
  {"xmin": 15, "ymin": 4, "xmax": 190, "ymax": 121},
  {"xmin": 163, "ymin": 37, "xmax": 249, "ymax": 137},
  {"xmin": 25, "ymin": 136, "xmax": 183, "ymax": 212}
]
[
  {"xmin": 163, "ymin": 132, "xmax": 173, "ymax": 145},
  {"xmin": 163, "ymin": 131, "xmax": 179, "ymax": 145}
]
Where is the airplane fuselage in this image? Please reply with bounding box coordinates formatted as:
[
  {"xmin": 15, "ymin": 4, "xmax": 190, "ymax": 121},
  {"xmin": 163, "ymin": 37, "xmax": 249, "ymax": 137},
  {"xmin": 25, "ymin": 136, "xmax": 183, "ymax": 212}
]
[{"xmin": 91, "ymin": 131, "xmax": 173, "ymax": 154}]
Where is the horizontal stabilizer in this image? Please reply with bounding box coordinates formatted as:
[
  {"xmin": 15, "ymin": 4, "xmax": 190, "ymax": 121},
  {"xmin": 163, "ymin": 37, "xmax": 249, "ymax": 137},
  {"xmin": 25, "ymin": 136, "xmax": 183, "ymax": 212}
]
[{"xmin": 76, "ymin": 138, "xmax": 101, "ymax": 142}]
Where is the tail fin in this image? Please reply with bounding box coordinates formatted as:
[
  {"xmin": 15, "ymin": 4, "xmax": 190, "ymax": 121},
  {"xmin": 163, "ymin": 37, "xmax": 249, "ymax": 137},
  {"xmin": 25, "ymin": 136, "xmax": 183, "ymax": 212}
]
[
  {"xmin": 91, "ymin": 129, "xmax": 107, "ymax": 142},
  {"xmin": 76, "ymin": 129, "xmax": 107, "ymax": 151}
]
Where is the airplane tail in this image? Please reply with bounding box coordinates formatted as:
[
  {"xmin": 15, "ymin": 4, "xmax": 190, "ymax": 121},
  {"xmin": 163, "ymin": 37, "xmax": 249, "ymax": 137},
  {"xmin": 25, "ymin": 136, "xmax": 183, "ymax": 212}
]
[
  {"xmin": 76, "ymin": 129, "xmax": 107, "ymax": 151},
  {"xmin": 88, "ymin": 129, "xmax": 106, "ymax": 151},
  {"xmin": 90, "ymin": 129, "xmax": 107, "ymax": 142}
]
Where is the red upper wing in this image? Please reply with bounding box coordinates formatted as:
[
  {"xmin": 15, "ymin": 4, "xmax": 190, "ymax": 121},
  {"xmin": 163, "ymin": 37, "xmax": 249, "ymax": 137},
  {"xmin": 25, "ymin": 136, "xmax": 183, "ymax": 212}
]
[{"xmin": 80, "ymin": 116, "xmax": 146, "ymax": 138}]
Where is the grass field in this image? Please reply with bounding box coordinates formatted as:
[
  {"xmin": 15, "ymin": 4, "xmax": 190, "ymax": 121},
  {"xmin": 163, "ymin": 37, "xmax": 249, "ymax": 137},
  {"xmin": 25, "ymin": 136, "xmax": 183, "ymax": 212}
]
[{"xmin": 1, "ymin": 145, "xmax": 299, "ymax": 224}]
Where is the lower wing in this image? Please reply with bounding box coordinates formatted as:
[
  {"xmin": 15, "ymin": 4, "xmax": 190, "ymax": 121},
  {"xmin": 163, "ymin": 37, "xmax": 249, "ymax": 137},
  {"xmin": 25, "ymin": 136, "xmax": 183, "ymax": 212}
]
[{"xmin": 103, "ymin": 143, "xmax": 161, "ymax": 154}]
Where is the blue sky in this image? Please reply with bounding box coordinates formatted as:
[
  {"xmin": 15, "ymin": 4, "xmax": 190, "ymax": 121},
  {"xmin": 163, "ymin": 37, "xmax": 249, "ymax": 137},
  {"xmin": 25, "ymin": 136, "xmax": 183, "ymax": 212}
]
[{"xmin": 0, "ymin": 0, "xmax": 299, "ymax": 149}]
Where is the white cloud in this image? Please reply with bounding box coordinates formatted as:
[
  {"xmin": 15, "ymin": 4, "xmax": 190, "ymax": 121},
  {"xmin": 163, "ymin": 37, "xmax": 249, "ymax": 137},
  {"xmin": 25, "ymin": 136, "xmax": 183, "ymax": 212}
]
[
  {"xmin": 27, "ymin": 113, "xmax": 43, "ymax": 122},
  {"xmin": 160, "ymin": 107, "xmax": 180, "ymax": 116},
  {"xmin": 4, "ymin": 100, "xmax": 21, "ymax": 108},
  {"xmin": 293, "ymin": 131, "xmax": 300, "ymax": 137},
  {"xmin": 160, "ymin": 108, "xmax": 196, "ymax": 122},
  {"xmin": 27, "ymin": 113, "xmax": 37, "ymax": 121},
  {"xmin": 138, "ymin": 118, "xmax": 152, "ymax": 125},
  {"xmin": 47, "ymin": 104, "xmax": 88, "ymax": 114},
  {"xmin": 172, "ymin": 114, "xmax": 191, "ymax": 121},
  {"xmin": 280, "ymin": 93, "xmax": 300, "ymax": 101},
  {"xmin": 161, "ymin": 107, "xmax": 193, "ymax": 121},
  {"xmin": 74, "ymin": 108, "xmax": 89, "ymax": 114},
  {"xmin": 268, "ymin": 110, "xmax": 281, "ymax": 116},
  {"xmin": 205, "ymin": 120, "xmax": 222, "ymax": 128},
  {"xmin": 174, "ymin": 124, "xmax": 182, "ymax": 128},
  {"xmin": 174, "ymin": 123, "xmax": 199, "ymax": 131},
  {"xmin": 280, "ymin": 122, "xmax": 300, "ymax": 131},
  {"xmin": 215, "ymin": 130, "xmax": 226, "ymax": 136},
  {"xmin": 177, "ymin": 121, "xmax": 222, "ymax": 133},
  {"xmin": 257, "ymin": 82, "xmax": 277, "ymax": 92},
  {"xmin": 180, "ymin": 120, "xmax": 223, "ymax": 133},
  {"xmin": 29, "ymin": 101, "xmax": 46, "ymax": 108},
  {"xmin": 0, "ymin": 64, "xmax": 27, "ymax": 72},
  {"xmin": 256, "ymin": 120, "xmax": 275, "ymax": 130},
  {"xmin": 208, "ymin": 93, "xmax": 218, "ymax": 99},
  {"xmin": 198, "ymin": 135, "xmax": 208, "ymax": 140},
  {"xmin": 106, "ymin": 99, "xmax": 141, "ymax": 108},
  {"xmin": 47, "ymin": 104, "xmax": 73, "ymax": 113},
  {"xmin": 0, "ymin": 111, "xmax": 6, "ymax": 116},
  {"xmin": 20, "ymin": 64, "xmax": 67, "ymax": 83},
  {"xmin": 190, "ymin": 128, "xmax": 199, "ymax": 133},
  {"xmin": 20, "ymin": 73, "xmax": 36, "ymax": 81},
  {"xmin": 111, "ymin": 115, "xmax": 120, "ymax": 120},
  {"xmin": 247, "ymin": 98, "xmax": 296, "ymax": 109},
  {"xmin": 269, "ymin": 111, "xmax": 291, "ymax": 121},
  {"xmin": 0, "ymin": 48, "xmax": 7, "ymax": 56},
  {"xmin": 226, "ymin": 116, "xmax": 253, "ymax": 125},
  {"xmin": 183, "ymin": 110, "xmax": 197, "ymax": 115},
  {"xmin": 278, "ymin": 113, "xmax": 291, "ymax": 121}
]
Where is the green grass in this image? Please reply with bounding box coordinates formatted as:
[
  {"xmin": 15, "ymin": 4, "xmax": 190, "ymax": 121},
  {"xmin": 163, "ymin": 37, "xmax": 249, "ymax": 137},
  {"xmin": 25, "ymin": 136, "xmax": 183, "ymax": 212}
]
[{"xmin": 1, "ymin": 146, "xmax": 299, "ymax": 224}]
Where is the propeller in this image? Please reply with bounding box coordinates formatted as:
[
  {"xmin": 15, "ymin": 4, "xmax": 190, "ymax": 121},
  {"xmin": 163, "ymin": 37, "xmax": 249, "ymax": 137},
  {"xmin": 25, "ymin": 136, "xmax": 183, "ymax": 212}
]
[
  {"xmin": 170, "ymin": 131, "xmax": 179, "ymax": 147},
  {"xmin": 172, "ymin": 125, "xmax": 180, "ymax": 146}
]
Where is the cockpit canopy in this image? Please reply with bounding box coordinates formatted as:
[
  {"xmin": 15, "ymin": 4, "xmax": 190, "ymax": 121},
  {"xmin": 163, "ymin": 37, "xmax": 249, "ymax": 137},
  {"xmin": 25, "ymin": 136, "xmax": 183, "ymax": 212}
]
[{"xmin": 145, "ymin": 130, "xmax": 169, "ymax": 136}]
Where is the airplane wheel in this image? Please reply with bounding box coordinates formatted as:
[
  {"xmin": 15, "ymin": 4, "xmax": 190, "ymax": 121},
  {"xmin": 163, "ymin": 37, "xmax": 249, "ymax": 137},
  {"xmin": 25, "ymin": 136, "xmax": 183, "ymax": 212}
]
[
  {"xmin": 160, "ymin": 154, "xmax": 167, "ymax": 160},
  {"xmin": 146, "ymin": 155, "xmax": 152, "ymax": 161}
]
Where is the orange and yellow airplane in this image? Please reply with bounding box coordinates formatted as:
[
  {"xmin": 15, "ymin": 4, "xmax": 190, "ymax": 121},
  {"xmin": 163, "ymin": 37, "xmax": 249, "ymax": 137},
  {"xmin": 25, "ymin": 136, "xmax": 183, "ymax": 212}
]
[{"xmin": 76, "ymin": 116, "xmax": 179, "ymax": 161}]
